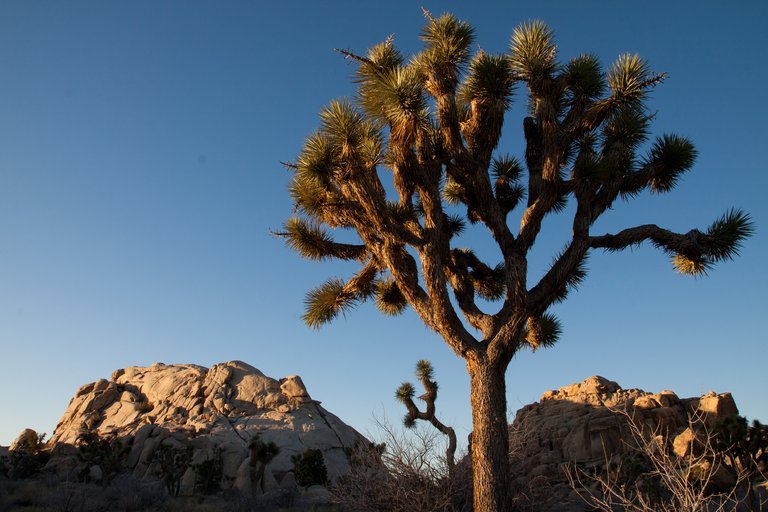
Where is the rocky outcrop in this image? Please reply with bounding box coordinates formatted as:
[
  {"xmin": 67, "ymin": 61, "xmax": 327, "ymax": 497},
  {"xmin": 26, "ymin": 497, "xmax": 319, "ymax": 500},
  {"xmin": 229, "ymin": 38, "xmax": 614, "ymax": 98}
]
[
  {"xmin": 46, "ymin": 361, "xmax": 367, "ymax": 498},
  {"xmin": 507, "ymin": 376, "xmax": 740, "ymax": 509},
  {"xmin": 9, "ymin": 429, "xmax": 40, "ymax": 452}
]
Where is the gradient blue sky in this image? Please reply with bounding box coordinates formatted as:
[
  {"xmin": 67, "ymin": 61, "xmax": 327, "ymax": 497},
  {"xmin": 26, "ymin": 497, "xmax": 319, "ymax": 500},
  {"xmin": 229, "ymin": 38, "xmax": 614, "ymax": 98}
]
[{"xmin": 1, "ymin": 1, "xmax": 766, "ymax": 446}]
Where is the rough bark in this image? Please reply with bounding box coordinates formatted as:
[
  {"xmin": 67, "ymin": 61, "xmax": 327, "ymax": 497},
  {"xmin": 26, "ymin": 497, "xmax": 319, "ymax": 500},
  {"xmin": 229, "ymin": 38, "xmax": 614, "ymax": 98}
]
[{"xmin": 468, "ymin": 359, "xmax": 511, "ymax": 512}]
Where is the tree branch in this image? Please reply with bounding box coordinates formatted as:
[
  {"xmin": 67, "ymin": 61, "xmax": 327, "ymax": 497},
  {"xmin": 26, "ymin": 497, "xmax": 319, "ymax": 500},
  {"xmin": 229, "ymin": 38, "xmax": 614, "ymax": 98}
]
[
  {"xmin": 447, "ymin": 249, "xmax": 495, "ymax": 336},
  {"xmin": 335, "ymin": 48, "xmax": 375, "ymax": 67},
  {"xmin": 273, "ymin": 221, "xmax": 369, "ymax": 261},
  {"xmin": 414, "ymin": 177, "xmax": 480, "ymax": 356},
  {"xmin": 518, "ymin": 180, "xmax": 572, "ymax": 251},
  {"xmin": 590, "ymin": 224, "xmax": 702, "ymax": 253},
  {"xmin": 527, "ymin": 191, "xmax": 592, "ymax": 314},
  {"xmin": 382, "ymin": 239, "xmax": 477, "ymax": 357}
]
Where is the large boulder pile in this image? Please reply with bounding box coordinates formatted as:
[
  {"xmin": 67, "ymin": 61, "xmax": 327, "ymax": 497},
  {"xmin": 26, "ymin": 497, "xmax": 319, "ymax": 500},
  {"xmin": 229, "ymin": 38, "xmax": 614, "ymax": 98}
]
[
  {"xmin": 507, "ymin": 375, "xmax": 740, "ymax": 509},
  {"xmin": 42, "ymin": 361, "xmax": 367, "ymax": 499}
]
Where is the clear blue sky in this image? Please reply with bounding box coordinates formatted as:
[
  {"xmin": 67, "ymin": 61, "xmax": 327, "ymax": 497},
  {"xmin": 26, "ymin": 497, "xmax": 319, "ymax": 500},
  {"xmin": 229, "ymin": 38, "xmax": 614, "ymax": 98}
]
[{"xmin": 1, "ymin": 1, "xmax": 766, "ymax": 446}]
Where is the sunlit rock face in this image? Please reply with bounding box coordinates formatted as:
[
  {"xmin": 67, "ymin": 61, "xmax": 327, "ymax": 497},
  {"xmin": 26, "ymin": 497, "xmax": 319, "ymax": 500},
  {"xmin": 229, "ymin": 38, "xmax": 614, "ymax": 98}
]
[
  {"xmin": 48, "ymin": 361, "xmax": 367, "ymax": 494},
  {"xmin": 9, "ymin": 428, "xmax": 40, "ymax": 452},
  {"xmin": 506, "ymin": 376, "xmax": 739, "ymax": 510}
]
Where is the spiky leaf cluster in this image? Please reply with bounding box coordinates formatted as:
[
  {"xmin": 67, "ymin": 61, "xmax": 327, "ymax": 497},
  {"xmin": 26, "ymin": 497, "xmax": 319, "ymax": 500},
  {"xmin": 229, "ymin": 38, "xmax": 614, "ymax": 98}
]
[
  {"xmin": 375, "ymin": 278, "xmax": 407, "ymax": 316},
  {"xmin": 460, "ymin": 52, "xmax": 515, "ymax": 108},
  {"xmin": 280, "ymin": 217, "xmax": 365, "ymax": 261},
  {"xmin": 608, "ymin": 54, "xmax": 657, "ymax": 107},
  {"xmin": 646, "ymin": 134, "xmax": 697, "ymax": 193},
  {"xmin": 395, "ymin": 381, "xmax": 415, "ymax": 403},
  {"xmin": 415, "ymin": 359, "xmax": 434, "ymax": 383},
  {"xmin": 492, "ymin": 155, "xmax": 526, "ymax": 214},
  {"xmin": 525, "ymin": 312, "xmax": 562, "ymax": 351},
  {"xmin": 356, "ymin": 46, "xmax": 428, "ymax": 131},
  {"xmin": 509, "ymin": 21, "xmax": 556, "ymax": 79},
  {"xmin": 443, "ymin": 176, "xmax": 465, "ymax": 205},
  {"xmin": 703, "ymin": 209, "xmax": 754, "ymax": 262},
  {"xmin": 566, "ymin": 54, "xmax": 606, "ymax": 101},
  {"xmin": 417, "ymin": 12, "xmax": 475, "ymax": 85},
  {"xmin": 302, "ymin": 279, "xmax": 357, "ymax": 329},
  {"xmin": 472, "ymin": 263, "xmax": 506, "ymax": 301},
  {"xmin": 671, "ymin": 209, "xmax": 753, "ymax": 277},
  {"xmin": 446, "ymin": 214, "xmax": 466, "ymax": 237},
  {"xmin": 281, "ymin": 12, "xmax": 752, "ymax": 368}
]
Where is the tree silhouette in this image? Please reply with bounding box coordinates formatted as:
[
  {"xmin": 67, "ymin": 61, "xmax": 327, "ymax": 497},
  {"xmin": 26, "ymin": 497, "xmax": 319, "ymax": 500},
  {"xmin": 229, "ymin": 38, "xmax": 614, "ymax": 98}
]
[
  {"xmin": 396, "ymin": 360, "xmax": 457, "ymax": 476},
  {"xmin": 249, "ymin": 434, "xmax": 280, "ymax": 492},
  {"xmin": 278, "ymin": 11, "xmax": 753, "ymax": 511}
]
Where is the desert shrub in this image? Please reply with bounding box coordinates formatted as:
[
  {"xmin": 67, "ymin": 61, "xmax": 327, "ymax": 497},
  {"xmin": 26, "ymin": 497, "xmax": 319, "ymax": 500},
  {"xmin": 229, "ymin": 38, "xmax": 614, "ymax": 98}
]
[
  {"xmin": 76, "ymin": 431, "xmax": 129, "ymax": 485},
  {"xmin": 249, "ymin": 434, "xmax": 280, "ymax": 492},
  {"xmin": 713, "ymin": 415, "xmax": 768, "ymax": 510},
  {"xmin": 291, "ymin": 449, "xmax": 328, "ymax": 487},
  {"xmin": 332, "ymin": 420, "xmax": 470, "ymax": 512},
  {"xmin": 6, "ymin": 432, "xmax": 50, "ymax": 479},
  {"xmin": 249, "ymin": 434, "xmax": 280, "ymax": 466},
  {"xmin": 192, "ymin": 447, "xmax": 223, "ymax": 495},
  {"xmin": 153, "ymin": 444, "xmax": 192, "ymax": 497},
  {"xmin": 565, "ymin": 409, "xmax": 767, "ymax": 512},
  {"xmin": 6, "ymin": 450, "xmax": 51, "ymax": 480},
  {"xmin": 0, "ymin": 474, "xmax": 168, "ymax": 512},
  {"xmin": 714, "ymin": 416, "xmax": 768, "ymax": 476},
  {"xmin": 0, "ymin": 480, "xmax": 38, "ymax": 509}
]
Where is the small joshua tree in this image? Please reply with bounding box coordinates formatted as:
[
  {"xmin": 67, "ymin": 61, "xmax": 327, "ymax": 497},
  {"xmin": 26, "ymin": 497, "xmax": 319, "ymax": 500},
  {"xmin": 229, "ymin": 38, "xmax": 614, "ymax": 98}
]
[
  {"xmin": 192, "ymin": 447, "xmax": 224, "ymax": 495},
  {"xmin": 249, "ymin": 434, "xmax": 280, "ymax": 492},
  {"xmin": 153, "ymin": 444, "xmax": 192, "ymax": 497},
  {"xmin": 292, "ymin": 449, "xmax": 328, "ymax": 487},
  {"xmin": 396, "ymin": 360, "xmax": 457, "ymax": 476}
]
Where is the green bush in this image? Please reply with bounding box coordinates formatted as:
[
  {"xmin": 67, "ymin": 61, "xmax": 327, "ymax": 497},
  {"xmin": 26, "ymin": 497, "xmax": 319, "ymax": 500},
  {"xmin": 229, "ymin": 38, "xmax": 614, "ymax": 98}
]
[
  {"xmin": 291, "ymin": 449, "xmax": 328, "ymax": 487},
  {"xmin": 153, "ymin": 444, "xmax": 192, "ymax": 497},
  {"xmin": 76, "ymin": 431, "xmax": 129, "ymax": 485},
  {"xmin": 192, "ymin": 448, "xmax": 223, "ymax": 495},
  {"xmin": 248, "ymin": 434, "xmax": 279, "ymax": 466},
  {"xmin": 6, "ymin": 432, "xmax": 50, "ymax": 479}
]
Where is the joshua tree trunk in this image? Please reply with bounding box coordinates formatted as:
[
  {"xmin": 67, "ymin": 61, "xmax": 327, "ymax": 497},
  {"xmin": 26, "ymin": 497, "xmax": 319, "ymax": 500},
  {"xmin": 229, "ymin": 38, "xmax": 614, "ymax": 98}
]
[{"xmin": 469, "ymin": 359, "xmax": 511, "ymax": 512}]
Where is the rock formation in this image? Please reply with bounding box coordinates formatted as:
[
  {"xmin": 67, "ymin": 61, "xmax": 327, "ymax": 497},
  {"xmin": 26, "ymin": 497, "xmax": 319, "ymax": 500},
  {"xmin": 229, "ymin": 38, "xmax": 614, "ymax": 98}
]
[
  {"xmin": 7, "ymin": 370, "xmax": 757, "ymax": 510},
  {"xmin": 507, "ymin": 375, "xmax": 741, "ymax": 509},
  {"xmin": 9, "ymin": 429, "xmax": 40, "ymax": 452},
  {"xmin": 45, "ymin": 361, "xmax": 367, "ymax": 498}
]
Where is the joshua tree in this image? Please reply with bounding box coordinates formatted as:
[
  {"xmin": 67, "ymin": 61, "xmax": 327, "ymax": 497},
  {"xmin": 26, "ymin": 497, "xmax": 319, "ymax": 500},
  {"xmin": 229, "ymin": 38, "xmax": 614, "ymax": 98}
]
[
  {"xmin": 249, "ymin": 434, "xmax": 280, "ymax": 492},
  {"xmin": 396, "ymin": 360, "xmax": 457, "ymax": 476},
  {"xmin": 153, "ymin": 444, "xmax": 192, "ymax": 497},
  {"xmin": 292, "ymin": 449, "xmax": 329, "ymax": 487},
  {"xmin": 278, "ymin": 11, "xmax": 753, "ymax": 511}
]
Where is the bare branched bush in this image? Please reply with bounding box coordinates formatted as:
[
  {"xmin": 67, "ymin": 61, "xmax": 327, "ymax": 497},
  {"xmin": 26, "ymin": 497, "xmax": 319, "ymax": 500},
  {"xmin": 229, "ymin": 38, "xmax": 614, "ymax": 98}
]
[
  {"xmin": 565, "ymin": 409, "xmax": 767, "ymax": 512},
  {"xmin": 332, "ymin": 417, "xmax": 471, "ymax": 512}
]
